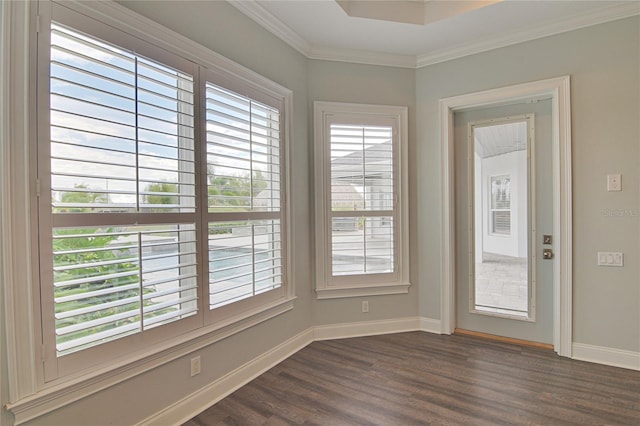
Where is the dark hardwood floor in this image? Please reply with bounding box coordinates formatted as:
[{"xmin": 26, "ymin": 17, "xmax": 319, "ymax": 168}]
[{"xmin": 184, "ymin": 332, "xmax": 640, "ymax": 425}]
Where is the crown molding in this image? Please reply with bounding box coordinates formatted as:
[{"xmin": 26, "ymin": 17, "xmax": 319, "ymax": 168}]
[
  {"xmin": 230, "ymin": 0, "xmax": 640, "ymax": 69},
  {"xmin": 228, "ymin": 0, "xmax": 311, "ymax": 57},
  {"xmin": 416, "ymin": 1, "xmax": 640, "ymax": 67},
  {"xmin": 308, "ymin": 46, "xmax": 417, "ymax": 69}
]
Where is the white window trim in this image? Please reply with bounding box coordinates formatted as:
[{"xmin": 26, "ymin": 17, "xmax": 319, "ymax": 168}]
[
  {"xmin": 314, "ymin": 102, "xmax": 410, "ymax": 299},
  {"xmin": 2, "ymin": 0, "xmax": 39, "ymax": 405},
  {"xmin": 3, "ymin": 1, "xmax": 295, "ymax": 422}
]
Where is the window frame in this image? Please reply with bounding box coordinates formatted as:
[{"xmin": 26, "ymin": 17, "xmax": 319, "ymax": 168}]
[
  {"xmin": 313, "ymin": 102, "xmax": 410, "ymax": 299},
  {"xmin": 3, "ymin": 0, "xmax": 294, "ymax": 414},
  {"xmin": 202, "ymin": 68, "xmax": 290, "ymax": 324}
]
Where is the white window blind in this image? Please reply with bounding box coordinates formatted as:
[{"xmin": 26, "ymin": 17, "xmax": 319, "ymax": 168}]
[
  {"xmin": 53, "ymin": 224, "xmax": 197, "ymax": 356},
  {"xmin": 314, "ymin": 102, "xmax": 409, "ymax": 298},
  {"xmin": 46, "ymin": 23, "xmax": 199, "ymax": 357},
  {"xmin": 205, "ymin": 82, "xmax": 283, "ymax": 309},
  {"xmin": 330, "ymin": 125, "xmax": 394, "ymax": 275},
  {"xmin": 50, "ymin": 24, "xmax": 195, "ymax": 213}
]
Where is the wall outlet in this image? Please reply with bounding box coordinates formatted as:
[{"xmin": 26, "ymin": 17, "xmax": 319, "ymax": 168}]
[
  {"xmin": 190, "ymin": 356, "xmax": 201, "ymax": 377},
  {"xmin": 362, "ymin": 300, "xmax": 369, "ymax": 313}
]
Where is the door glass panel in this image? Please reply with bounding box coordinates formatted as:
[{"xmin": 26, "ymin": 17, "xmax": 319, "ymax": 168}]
[{"xmin": 472, "ymin": 119, "xmax": 531, "ymax": 319}]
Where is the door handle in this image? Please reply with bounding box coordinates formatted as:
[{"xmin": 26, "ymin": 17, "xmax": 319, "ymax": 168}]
[{"xmin": 543, "ymin": 248, "xmax": 554, "ymax": 260}]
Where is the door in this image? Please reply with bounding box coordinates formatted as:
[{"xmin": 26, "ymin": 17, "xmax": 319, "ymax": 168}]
[{"xmin": 454, "ymin": 100, "xmax": 553, "ymax": 344}]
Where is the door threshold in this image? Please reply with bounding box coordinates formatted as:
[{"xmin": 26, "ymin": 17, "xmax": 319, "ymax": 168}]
[{"xmin": 454, "ymin": 328, "xmax": 553, "ymax": 350}]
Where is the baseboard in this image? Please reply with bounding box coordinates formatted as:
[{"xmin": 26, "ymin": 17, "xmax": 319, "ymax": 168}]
[
  {"xmin": 313, "ymin": 317, "xmax": 421, "ymax": 340},
  {"xmin": 138, "ymin": 316, "xmax": 437, "ymax": 425},
  {"xmin": 419, "ymin": 317, "xmax": 442, "ymax": 334},
  {"xmin": 136, "ymin": 328, "xmax": 314, "ymax": 426},
  {"xmin": 313, "ymin": 316, "xmax": 442, "ymax": 341},
  {"xmin": 572, "ymin": 342, "xmax": 640, "ymax": 371}
]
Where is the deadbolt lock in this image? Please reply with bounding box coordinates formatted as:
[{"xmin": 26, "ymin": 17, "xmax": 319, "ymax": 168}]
[
  {"xmin": 543, "ymin": 235, "xmax": 552, "ymax": 245},
  {"xmin": 543, "ymin": 248, "xmax": 554, "ymax": 260}
]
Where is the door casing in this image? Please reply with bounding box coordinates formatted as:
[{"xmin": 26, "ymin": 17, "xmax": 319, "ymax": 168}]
[{"xmin": 439, "ymin": 76, "xmax": 572, "ymax": 357}]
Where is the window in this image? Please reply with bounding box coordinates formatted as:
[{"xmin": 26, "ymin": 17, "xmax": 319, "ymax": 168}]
[
  {"xmin": 35, "ymin": 2, "xmax": 291, "ymax": 380},
  {"xmin": 205, "ymin": 82, "xmax": 284, "ymax": 312},
  {"xmin": 314, "ymin": 102, "xmax": 410, "ymax": 298},
  {"xmin": 490, "ymin": 175, "xmax": 511, "ymax": 235},
  {"xmin": 45, "ymin": 24, "xmax": 198, "ymax": 361}
]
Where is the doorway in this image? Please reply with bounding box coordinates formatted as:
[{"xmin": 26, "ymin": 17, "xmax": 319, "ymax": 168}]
[
  {"xmin": 454, "ymin": 103, "xmax": 552, "ymax": 344},
  {"xmin": 438, "ymin": 76, "xmax": 572, "ymax": 356}
]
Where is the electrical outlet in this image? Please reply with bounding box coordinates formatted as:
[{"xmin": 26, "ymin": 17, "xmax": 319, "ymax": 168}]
[
  {"xmin": 362, "ymin": 301, "xmax": 369, "ymax": 313},
  {"xmin": 190, "ymin": 356, "xmax": 201, "ymax": 377}
]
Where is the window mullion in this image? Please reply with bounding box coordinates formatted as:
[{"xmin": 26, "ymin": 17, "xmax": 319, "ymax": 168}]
[
  {"xmin": 196, "ymin": 66, "xmax": 209, "ymax": 325},
  {"xmin": 134, "ymin": 57, "xmax": 140, "ymax": 212}
]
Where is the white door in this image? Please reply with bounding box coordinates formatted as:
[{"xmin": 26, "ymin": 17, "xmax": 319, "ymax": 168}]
[{"xmin": 454, "ymin": 99, "xmax": 553, "ymax": 344}]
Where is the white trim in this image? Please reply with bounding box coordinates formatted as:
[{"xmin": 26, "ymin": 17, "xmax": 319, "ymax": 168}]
[
  {"xmin": 316, "ymin": 283, "xmax": 411, "ymax": 299},
  {"xmin": 7, "ymin": 298, "xmax": 295, "ymax": 425},
  {"xmin": 313, "ymin": 317, "xmax": 421, "ymax": 341},
  {"xmin": 417, "ymin": 2, "xmax": 640, "ymax": 67},
  {"xmin": 467, "ymin": 115, "xmax": 537, "ymax": 323},
  {"xmin": 307, "ymin": 46, "xmax": 417, "ymax": 69},
  {"xmin": 439, "ymin": 76, "xmax": 572, "ymax": 357},
  {"xmin": 229, "ymin": 0, "xmax": 640, "ymax": 69},
  {"xmin": 136, "ymin": 328, "xmax": 315, "ymax": 426},
  {"xmin": 227, "ymin": 0, "xmax": 418, "ymax": 69},
  {"xmin": 1, "ymin": 0, "xmax": 39, "ymax": 403},
  {"xmin": 227, "ymin": 0, "xmax": 311, "ymax": 58},
  {"xmin": 572, "ymin": 343, "xmax": 640, "ymax": 371},
  {"xmin": 419, "ymin": 317, "xmax": 442, "ymax": 334},
  {"xmin": 283, "ymin": 91, "xmax": 295, "ymax": 303}
]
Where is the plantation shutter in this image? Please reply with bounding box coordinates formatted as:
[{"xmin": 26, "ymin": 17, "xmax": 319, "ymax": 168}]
[
  {"xmin": 205, "ymin": 82, "xmax": 283, "ymax": 309},
  {"xmin": 47, "ymin": 23, "xmax": 199, "ymax": 356},
  {"xmin": 50, "ymin": 24, "xmax": 196, "ymax": 213},
  {"xmin": 329, "ymin": 124, "xmax": 395, "ymax": 276}
]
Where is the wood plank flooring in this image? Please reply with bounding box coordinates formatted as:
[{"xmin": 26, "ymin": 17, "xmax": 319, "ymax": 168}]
[{"xmin": 184, "ymin": 332, "xmax": 640, "ymax": 425}]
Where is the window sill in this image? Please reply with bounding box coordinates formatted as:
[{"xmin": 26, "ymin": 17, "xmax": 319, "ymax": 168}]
[
  {"xmin": 316, "ymin": 283, "xmax": 411, "ymax": 299},
  {"xmin": 6, "ymin": 296, "xmax": 296, "ymax": 425}
]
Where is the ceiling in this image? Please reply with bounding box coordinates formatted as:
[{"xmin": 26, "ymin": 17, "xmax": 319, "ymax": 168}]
[{"xmin": 229, "ymin": 0, "xmax": 640, "ymax": 68}]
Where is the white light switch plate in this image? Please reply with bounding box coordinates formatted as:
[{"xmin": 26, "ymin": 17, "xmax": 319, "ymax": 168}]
[
  {"xmin": 607, "ymin": 174, "xmax": 621, "ymax": 191},
  {"xmin": 597, "ymin": 252, "xmax": 623, "ymax": 267}
]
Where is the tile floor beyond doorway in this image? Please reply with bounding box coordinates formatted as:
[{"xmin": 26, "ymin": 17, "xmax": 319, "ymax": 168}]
[{"xmin": 475, "ymin": 252, "xmax": 528, "ymax": 317}]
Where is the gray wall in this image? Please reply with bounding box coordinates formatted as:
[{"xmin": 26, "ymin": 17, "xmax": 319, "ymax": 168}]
[
  {"xmin": 307, "ymin": 60, "xmax": 419, "ymax": 325},
  {"xmin": 2, "ymin": 1, "xmax": 638, "ymax": 424},
  {"xmin": 416, "ymin": 16, "xmax": 640, "ymax": 352}
]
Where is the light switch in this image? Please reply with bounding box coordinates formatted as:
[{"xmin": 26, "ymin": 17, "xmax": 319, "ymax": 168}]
[
  {"xmin": 598, "ymin": 252, "xmax": 607, "ymax": 264},
  {"xmin": 597, "ymin": 251, "xmax": 623, "ymax": 267},
  {"xmin": 607, "ymin": 174, "xmax": 621, "ymax": 191}
]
